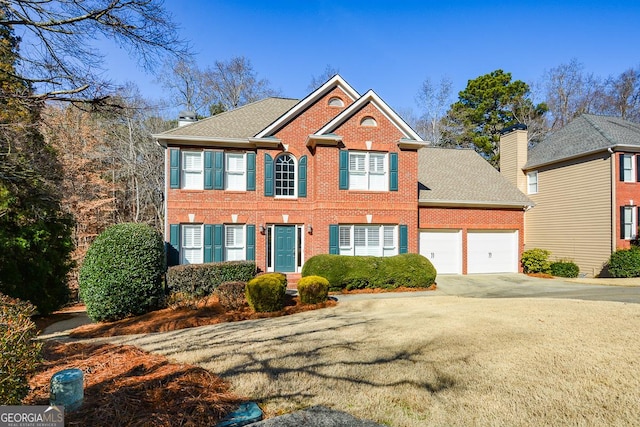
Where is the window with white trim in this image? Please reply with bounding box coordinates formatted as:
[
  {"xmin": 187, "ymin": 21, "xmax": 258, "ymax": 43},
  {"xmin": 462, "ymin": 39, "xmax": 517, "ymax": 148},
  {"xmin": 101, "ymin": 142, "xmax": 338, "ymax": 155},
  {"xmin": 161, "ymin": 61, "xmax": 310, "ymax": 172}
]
[
  {"xmin": 182, "ymin": 225, "xmax": 203, "ymax": 264},
  {"xmin": 622, "ymin": 206, "xmax": 636, "ymax": 240},
  {"xmin": 338, "ymin": 225, "xmax": 398, "ymax": 256},
  {"xmin": 182, "ymin": 151, "xmax": 203, "ymax": 190},
  {"xmin": 349, "ymin": 152, "xmax": 388, "ymax": 191},
  {"xmin": 621, "ymin": 154, "xmax": 634, "ymax": 182},
  {"xmin": 275, "ymin": 154, "xmax": 296, "ymax": 197},
  {"xmin": 225, "ymin": 225, "xmax": 245, "ymax": 261},
  {"xmin": 527, "ymin": 171, "xmax": 538, "ymax": 194},
  {"xmin": 225, "ymin": 152, "xmax": 246, "ymax": 191}
]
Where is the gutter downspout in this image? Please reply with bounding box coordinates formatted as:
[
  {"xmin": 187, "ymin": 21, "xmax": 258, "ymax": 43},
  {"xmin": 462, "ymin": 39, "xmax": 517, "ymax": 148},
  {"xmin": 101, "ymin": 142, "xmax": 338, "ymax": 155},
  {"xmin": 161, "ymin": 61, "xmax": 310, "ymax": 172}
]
[{"xmin": 609, "ymin": 147, "xmax": 616, "ymax": 258}]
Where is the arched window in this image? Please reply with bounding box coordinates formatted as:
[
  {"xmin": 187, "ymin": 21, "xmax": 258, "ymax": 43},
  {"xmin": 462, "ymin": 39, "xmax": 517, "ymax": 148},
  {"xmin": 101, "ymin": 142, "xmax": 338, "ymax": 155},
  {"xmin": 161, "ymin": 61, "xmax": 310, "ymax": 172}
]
[
  {"xmin": 275, "ymin": 154, "xmax": 296, "ymax": 197},
  {"xmin": 360, "ymin": 116, "xmax": 377, "ymax": 127},
  {"xmin": 328, "ymin": 96, "xmax": 344, "ymax": 107}
]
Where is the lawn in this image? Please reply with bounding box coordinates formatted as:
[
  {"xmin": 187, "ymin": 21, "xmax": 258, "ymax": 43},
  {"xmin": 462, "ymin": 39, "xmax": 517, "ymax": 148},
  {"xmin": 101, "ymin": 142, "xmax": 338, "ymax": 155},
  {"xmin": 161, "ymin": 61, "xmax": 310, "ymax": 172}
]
[{"xmin": 105, "ymin": 295, "xmax": 640, "ymax": 426}]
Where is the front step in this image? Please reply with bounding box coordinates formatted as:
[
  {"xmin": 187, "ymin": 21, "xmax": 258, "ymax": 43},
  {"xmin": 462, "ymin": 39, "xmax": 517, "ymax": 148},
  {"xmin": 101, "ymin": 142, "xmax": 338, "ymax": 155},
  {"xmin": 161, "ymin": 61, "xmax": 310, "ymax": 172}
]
[{"xmin": 286, "ymin": 273, "xmax": 301, "ymax": 289}]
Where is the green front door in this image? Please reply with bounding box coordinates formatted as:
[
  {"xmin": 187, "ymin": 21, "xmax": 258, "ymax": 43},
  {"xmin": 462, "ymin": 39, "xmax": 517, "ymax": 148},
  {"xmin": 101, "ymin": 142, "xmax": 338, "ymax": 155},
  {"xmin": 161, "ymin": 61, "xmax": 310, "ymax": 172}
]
[{"xmin": 274, "ymin": 225, "xmax": 296, "ymax": 272}]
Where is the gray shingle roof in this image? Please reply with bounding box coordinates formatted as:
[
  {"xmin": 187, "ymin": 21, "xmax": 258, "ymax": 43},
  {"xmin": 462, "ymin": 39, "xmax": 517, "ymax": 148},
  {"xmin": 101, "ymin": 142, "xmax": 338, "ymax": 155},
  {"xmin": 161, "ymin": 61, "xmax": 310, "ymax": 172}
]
[
  {"xmin": 418, "ymin": 147, "xmax": 532, "ymax": 206},
  {"xmin": 526, "ymin": 114, "xmax": 640, "ymax": 169},
  {"xmin": 159, "ymin": 98, "xmax": 300, "ymax": 139}
]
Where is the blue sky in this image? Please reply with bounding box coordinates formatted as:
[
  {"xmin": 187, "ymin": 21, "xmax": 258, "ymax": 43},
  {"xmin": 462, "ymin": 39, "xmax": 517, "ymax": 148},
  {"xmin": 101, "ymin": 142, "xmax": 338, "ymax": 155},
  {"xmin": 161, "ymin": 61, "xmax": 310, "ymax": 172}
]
[{"xmin": 103, "ymin": 0, "xmax": 640, "ymax": 117}]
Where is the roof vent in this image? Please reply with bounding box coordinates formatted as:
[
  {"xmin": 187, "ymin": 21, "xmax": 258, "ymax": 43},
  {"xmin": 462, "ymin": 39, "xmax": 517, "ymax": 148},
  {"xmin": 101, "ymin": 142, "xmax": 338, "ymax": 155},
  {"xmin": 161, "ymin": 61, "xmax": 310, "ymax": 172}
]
[{"xmin": 178, "ymin": 111, "xmax": 197, "ymax": 127}]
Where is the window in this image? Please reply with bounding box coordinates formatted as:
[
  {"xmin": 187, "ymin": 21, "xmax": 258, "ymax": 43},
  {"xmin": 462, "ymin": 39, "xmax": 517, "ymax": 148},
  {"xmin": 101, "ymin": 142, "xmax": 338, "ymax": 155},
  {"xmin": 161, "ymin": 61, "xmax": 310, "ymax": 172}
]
[
  {"xmin": 360, "ymin": 116, "xmax": 377, "ymax": 127},
  {"xmin": 182, "ymin": 151, "xmax": 203, "ymax": 190},
  {"xmin": 181, "ymin": 225, "xmax": 203, "ymax": 264},
  {"xmin": 338, "ymin": 225, "xmax": 398, "ymax": 256},
  {"xmin": 225, "ymin": 225, "xmax": 245, "ymax": 261},
  {"xmin": 622, "ymin": 206, "xmax": 636, "ymax": 240},
  {"xmin": 225, "ymin": 153, "xmax": 246, "ymax": 191},
  {"xmin": 328, "ymin": 97, "xmax": 344, "ymax": 107},
  {"xmin": 527, "ymin": 171, "xmax": 538, "ymax": 194},
  {"xmin": 349, "ymin": 152, "xmax": 388, "ymax": 191},
  {"xmin": 275, "ymin": 154, "xmax": 296, "ymax": 197},
  {"xmin": 621, "ymin": 154, "xmax": 634, "ymax": 182}
]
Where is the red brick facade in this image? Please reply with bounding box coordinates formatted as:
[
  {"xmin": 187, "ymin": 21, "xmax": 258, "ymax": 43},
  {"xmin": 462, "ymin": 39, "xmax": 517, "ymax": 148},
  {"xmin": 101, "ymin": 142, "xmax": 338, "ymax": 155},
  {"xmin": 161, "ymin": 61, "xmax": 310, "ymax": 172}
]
[{"xmin": 615, "ymin": 152, "xmax": 640, "ymax": 249}]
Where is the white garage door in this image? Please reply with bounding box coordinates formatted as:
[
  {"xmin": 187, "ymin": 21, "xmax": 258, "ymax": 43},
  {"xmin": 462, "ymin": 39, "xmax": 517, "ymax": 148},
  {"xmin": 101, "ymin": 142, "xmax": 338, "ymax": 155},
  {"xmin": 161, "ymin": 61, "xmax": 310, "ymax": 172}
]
[
  {"xmin": 419, "ymin": 230, "xmax": 462, "ymax": 274},
  {"xmin": 467, "ymin": 230, "xmax": 518, "ymax": 274}
]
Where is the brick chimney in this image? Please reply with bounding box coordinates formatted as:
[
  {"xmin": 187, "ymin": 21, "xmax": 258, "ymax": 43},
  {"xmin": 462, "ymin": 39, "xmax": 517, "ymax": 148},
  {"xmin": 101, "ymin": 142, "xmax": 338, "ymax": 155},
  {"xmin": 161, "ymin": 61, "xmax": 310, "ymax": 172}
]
[{"xmin": 499, "ymin": 124, "xmax": 528, "ymax": 193}]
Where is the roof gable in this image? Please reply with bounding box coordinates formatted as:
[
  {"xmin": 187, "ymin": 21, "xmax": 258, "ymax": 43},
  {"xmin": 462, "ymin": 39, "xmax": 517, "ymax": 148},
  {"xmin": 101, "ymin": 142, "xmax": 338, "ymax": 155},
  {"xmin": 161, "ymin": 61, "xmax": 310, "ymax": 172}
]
[
  {"xmin": 256, "ymin": 74, "xmax": 360, "ymax": 138},
  {"xmin": 419, "ymin": 147, "xmax": 532, "ymax": 207},
  {"xmin": 526, "ymin": 114, "xmax": 640, "ymax": 169}
]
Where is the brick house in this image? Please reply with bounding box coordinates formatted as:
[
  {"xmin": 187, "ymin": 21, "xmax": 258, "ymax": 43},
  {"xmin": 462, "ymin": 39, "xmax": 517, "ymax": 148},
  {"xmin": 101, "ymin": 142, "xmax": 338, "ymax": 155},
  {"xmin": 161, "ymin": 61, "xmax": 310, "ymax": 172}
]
[
  {"xmin": 500, "ymin": 115, "xmax": 640, "ymax": 276},
  {"xmin": 155, "ymin": 75, "xmax": 531, "ymax": 278}
]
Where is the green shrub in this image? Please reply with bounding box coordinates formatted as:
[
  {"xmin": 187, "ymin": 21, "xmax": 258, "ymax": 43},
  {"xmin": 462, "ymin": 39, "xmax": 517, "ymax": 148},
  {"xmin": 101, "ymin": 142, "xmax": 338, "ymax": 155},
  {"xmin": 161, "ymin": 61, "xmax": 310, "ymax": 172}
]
[
  {"xmin": 245, "ymin": 273, "xmax": 287, "ymax": 312},
  {"xmin": 167, "ymin": 261, "xmax": 256, "ymax": 297},
  {"xmin": 297, "ymin": 276, "xmax": 329, "ymax": 304},
  {"xmin": 607, "ymin": 247, "xmax": 640, "ymax": 278},
  {"xmin": 550, "ymin": 261, "xmax": 580, "ymax": 278},
  {"xmin": 79, "ymin": 223, "xmax": 166, "ymax": 322},
  {"xmin": 301, "ymin": 253, "xmax": 436, "ymax": 291},
  {"xmin": 521, "ymin": 248, "xmax": 552, "ymax": 274},
  {"xmin": 216, "ymin": 281, "xmax": 247, "ymax": 311},
  {"xmin": 0, "ymin": 294, "xmax": 42, "ymax": 404}
]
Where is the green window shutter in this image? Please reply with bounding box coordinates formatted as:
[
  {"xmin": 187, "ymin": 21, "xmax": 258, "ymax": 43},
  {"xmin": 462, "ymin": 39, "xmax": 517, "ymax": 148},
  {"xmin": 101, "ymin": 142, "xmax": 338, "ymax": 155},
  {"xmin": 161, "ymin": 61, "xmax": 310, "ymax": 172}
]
[
  {"xmin": 389, "ymin": 152, "xmax": 398, "ymax": 191},
  {"xmin": 204, "ymin": 151, "xmax": 214, "ymax": 190},
  {"xmin": 339, "ymin": 150, "xmax": 349, "ymax": 190},
  {"xmin": 214, "ymin": 151, "xmax": 224, "ymax": 190},
  {"xmin": 619, "ymin": 154, "xmax": 624, "ymax": 181},
  {"xmin": 329, "ymin": 224, "xmax": 339, "ymax": 254},
  {"xmin": 214, "ymin": 224, "xmax": 224, "ymax": 262},
  {"xmin": 168, "ymin": 224, "xmax": 180, "ymax": 265},
  {"xmin": 169, "ymin": 148, "xmax": 180, "ymax": 189},
  {"xmin": 298, "ymin": 155, "xmax": 307, "ymax": 197},
  {"xmin": 399, "ymin": 224, "xmax": 408, "ymax": 254},
  {"xmin": 247, "ymin": 152, "xmax": 256, "ymax": 191},
  {"xmin": 246, "ymin": 224, "xmax": 256, "ymax": 260},
  {"xmin": 204, "ymin": 224, "xmax": 214, "ymax": 263},
  {"xmin": 637, "ymin": 155, "xmax": 640, "ymax": 182},
  {"xmin": 264, "ymin": 153, "xmax": 274, "ymax": 196}
]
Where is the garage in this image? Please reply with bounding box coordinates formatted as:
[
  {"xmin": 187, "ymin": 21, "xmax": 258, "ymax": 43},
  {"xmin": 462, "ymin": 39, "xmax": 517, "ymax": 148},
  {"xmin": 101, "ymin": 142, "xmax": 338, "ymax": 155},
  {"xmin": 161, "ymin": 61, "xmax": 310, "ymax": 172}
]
[
  {"xmin": 419, "ymin": 230, "xmax": 462, "ymax": 274},
  {"xmin": 467, "ymin": 230, "xmax": 519, "ymax": 274}
]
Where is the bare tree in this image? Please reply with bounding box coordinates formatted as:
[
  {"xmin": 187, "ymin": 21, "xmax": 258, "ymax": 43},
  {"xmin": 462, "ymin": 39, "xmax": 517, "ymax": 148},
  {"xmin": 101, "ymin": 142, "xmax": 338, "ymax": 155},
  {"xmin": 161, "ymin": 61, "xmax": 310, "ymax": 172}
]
[
  {"xmin": 0, "ymin": 0, "xmax": 188, "ymax": 104},
  {"xmin": 544, "ymin": 59, "xmax": 604, "ymax": 129},
  {"xmin": 157, "ymin": 59, "xmax": 213, "ymax": 117},
  {"xmin": 307, "ymin": 64, "xmax": 339, "ymax": 92},
  {"xmin": 602, "ymin": 67, "xmax": 640, "ymax": 122},
  {"xmin": 415, "ymin": 76, "xmax": 453, "ymax": 144},
  {"xmin": 203, "ymin": 56, "xmax": 280, "ymax": 111}
]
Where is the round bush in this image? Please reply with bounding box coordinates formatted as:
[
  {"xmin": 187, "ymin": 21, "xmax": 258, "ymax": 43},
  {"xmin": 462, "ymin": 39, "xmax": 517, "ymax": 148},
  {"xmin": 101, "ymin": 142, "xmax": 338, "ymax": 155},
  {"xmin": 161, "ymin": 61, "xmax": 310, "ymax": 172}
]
[
  {"xmin": 550, "ymin": 261, "xmax": 580, "ymax": 278},
  {"xmin": 216, "ymin": 281, "xmax": 247, "ymax": 311},
  {"xmin": 297, "ymin": 276, "xmax": 329, "ymax": 304},
  {"xmin": 245, "ymin": 273, "xmax": 286, "ymax": 312},
  {"xmin": 79, "ymin": 223, "xmax": 166, "ymax": 322},
  {"xmin": 521, "ymin": 248, "xmax": 551, "ymax": 274},
  {"xmin": 607, "ymin": 247, "xmax": 640, "ymax": 278}
]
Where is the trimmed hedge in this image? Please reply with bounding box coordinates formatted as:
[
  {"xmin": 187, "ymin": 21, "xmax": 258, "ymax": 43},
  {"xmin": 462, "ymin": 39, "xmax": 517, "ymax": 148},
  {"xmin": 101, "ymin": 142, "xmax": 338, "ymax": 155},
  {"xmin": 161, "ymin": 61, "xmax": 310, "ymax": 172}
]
[
  {"xmin": 0, "ymin": 294, "xmax": 42, "ymax": 404},
  {"xmin": 301, "ymin": 253, "xmax": 436, "ymax": 291},
  {"xmin": 79, "ymin": 223, "xmax": 166, "ymax": 322},
  {"xmin": 550, "ymin": 261, "xmax": 580, "ymax": 278},
  {"xmin": 521, "ymin": 248, "xmax": 551, "ymax": 274},
  {"xmin": 245, "ymin": 273, "xmax": 287, "ymax": 312},
  {"xmin": 607, "ymin": 247, "xmax": 640, "ymax": 278},
  {"xmin": 297, "ymin": 276, "xmax": 329, "ymax": 304},
  {"xmin": 167, "ymin": 261, "xmax": 256, "ymax": 297},
  {"xmin": 216, "ymin": 281, "xmax": 247, "ymax": 310}
]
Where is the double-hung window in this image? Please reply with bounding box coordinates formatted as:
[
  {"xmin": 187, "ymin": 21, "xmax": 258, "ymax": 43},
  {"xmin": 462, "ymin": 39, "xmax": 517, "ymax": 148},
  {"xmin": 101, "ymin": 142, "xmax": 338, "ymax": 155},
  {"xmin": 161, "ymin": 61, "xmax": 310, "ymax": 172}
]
[
  {"xmin": 225, "ymin": 153, "xmax": 246, "ymax": 191},
  {"xmin": 225, "ymin": 225, "xmax": 245, "ymax": 261},
  {"xmin": 621, "ymin": 154, "xmax": 634, "ymax": 182},
  {"xmin": 338, "ymin": 225, "xmax": 397, "ymax": 256},
  {"xmin": 181, "ymin": 224, "xmax": 203, "ymax": 264},
  {"xmin": 349, "ymin": 152, "xmax": 388, "ymax": 191},
  {"xmin": 622, "ymin": 206, "xmax": 637, "ymax": 240},
  {"xmin": 527, "ymin": 171, "xmax": 538, "ymax": 194},
  {"xmin": 182, "ymin": 151, "xmax": 203, "ymax": 190}
]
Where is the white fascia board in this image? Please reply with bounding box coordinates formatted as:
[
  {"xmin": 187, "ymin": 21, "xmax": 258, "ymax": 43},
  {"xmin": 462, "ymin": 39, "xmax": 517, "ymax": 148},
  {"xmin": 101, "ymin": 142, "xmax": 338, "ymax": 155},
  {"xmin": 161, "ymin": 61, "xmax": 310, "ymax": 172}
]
[
  {"xmin": 315, "ymin": 90, "xmax": 424, "ymax": 141},
  {"xmin": 418, "ymin": 199, "xmax": 534, "ymax": 209},
  {"xmin": 255, "ymin": 74, "xmax": 360, "ymax": 138},
  {"xmin": 305, "ymin": 134, "xmax": 343, "ymax": 149},
  {"xmin": 154, "ymin": 134, "xmax": 259, "ymax": 149}
]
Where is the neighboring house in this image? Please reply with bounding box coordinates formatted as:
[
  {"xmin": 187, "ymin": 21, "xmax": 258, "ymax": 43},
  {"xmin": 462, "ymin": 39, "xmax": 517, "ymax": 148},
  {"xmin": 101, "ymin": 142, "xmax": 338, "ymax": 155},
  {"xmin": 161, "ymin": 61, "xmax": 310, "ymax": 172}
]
[
  {"xmin": 418, "ymin": 148, "xmax": 532, "ymax": 274},
  {"xmin": 154, "ymin": 75, "xmax": 532, "ymax": 278},
  {"xmin": 500, "ymin": 115, "xmax": 640, "ymax": 277}
]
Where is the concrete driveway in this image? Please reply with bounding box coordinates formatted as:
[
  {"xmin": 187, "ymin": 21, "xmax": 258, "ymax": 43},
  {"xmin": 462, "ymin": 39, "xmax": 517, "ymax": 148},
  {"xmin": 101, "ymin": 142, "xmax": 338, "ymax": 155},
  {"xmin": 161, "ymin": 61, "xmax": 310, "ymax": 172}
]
[{"xmin": 335, "ymin": 274, "xmax": 640, "ymax": 304}]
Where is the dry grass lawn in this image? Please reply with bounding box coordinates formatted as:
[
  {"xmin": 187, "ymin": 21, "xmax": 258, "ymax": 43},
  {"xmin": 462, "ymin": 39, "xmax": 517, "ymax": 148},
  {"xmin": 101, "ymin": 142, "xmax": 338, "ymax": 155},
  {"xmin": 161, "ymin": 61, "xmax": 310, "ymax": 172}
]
[{"xmin": 105, "ymin": 296, "xmax": 640, "ymax": 426}]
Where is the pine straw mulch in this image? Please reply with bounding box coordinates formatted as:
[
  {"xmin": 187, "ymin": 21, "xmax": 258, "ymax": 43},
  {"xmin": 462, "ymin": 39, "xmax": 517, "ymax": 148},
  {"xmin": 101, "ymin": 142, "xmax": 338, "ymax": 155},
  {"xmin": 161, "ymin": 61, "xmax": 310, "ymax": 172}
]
[{"xmin": 24, "ymin": 341, "xmax": 243, "ymax": 427}]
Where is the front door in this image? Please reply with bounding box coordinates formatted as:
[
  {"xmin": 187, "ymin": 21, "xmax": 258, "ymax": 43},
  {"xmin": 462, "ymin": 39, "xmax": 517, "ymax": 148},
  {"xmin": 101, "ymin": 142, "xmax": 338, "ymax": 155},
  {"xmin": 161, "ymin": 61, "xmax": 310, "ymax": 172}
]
[{"xmin": 274, "ymin": 225, "xmax": 296, "ymax": 272}]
